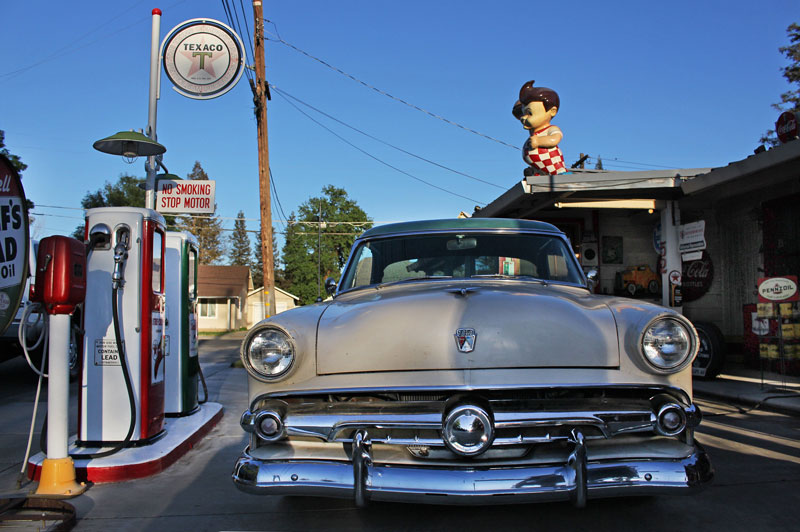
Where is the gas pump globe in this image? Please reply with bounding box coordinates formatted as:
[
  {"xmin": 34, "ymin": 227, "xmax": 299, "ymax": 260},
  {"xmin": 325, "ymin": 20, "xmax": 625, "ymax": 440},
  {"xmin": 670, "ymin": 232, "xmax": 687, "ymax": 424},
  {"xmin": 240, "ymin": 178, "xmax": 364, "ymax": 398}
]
[{"xmin": 79, "ymin": 207, "xmax": 167, "ymax": 446}]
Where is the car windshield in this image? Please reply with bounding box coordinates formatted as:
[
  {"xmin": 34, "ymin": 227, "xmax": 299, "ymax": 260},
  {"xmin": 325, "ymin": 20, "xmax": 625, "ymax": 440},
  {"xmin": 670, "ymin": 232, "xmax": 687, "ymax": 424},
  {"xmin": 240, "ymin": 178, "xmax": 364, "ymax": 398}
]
[{"xmin": 340, "ymin": 232, "xmax": 584, "ymax": 290}]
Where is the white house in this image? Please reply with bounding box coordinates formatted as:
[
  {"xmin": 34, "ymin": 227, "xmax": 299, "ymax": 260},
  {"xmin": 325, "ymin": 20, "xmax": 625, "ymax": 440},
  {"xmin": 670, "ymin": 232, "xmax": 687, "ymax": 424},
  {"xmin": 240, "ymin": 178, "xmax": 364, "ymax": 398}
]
[
  {"xmin": 246, "ymin": 286, "xmax": 300, "ymax": 327},
  {"xmin": 197, "ymin": 265, "xmax": 252, "ymax": 331}
]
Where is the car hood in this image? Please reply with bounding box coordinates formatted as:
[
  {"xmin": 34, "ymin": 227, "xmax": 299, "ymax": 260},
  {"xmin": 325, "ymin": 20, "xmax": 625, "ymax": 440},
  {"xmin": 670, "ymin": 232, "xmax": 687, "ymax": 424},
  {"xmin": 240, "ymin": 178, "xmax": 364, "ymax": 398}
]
[{"xmin": 316, "ymin": 280, "xmax": 619, "ymax": 375}]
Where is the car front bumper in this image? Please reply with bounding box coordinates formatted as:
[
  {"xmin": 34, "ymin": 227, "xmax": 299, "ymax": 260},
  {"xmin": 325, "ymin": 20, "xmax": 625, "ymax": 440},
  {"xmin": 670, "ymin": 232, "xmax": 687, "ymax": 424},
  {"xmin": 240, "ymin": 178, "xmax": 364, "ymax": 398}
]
[{"xmin": 232, "ymin": 433, "xmax": 713, "ymax": 506}]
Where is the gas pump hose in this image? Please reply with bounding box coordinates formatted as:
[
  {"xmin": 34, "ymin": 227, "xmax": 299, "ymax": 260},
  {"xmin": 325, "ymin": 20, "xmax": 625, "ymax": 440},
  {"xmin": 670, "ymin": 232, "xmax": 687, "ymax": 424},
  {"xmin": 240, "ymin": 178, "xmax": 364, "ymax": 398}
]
[
  {"xmin": 69, "ymin": 284, "xmax": 137, "ymax": 459},
  {"xmin": 40, "ymin": 285, "xmax": 137, "ymax": 460}
]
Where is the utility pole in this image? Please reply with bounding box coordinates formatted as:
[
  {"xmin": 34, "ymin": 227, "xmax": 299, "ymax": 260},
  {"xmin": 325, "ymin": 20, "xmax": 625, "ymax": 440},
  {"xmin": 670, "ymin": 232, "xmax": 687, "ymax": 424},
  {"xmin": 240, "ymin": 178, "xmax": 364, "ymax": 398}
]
[{"xmin": 251, "ymin": 0, "xmax": 276, "ymax": 317}]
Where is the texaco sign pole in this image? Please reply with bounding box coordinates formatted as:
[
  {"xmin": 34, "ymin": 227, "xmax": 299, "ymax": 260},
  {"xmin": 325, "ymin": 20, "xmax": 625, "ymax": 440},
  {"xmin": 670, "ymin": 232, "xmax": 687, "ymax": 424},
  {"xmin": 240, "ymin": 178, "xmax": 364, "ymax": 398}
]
[{"xmin": 251, "ymin": 0, "xmax": 276, "ymax": 318}]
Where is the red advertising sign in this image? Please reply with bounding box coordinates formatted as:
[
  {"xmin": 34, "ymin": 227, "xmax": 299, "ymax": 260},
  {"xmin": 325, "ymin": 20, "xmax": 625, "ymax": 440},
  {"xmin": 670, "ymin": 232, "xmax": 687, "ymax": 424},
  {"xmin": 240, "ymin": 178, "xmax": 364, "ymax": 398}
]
[
  {"xmin": 776, "ymin": 111, "xmax": 799, "ymax": 144},
  {"xmin": 758, "ymin": 275, "xmax": 799, "ymax": 302},
  {"xmin": 682, "ymin": 251, "xmax": 714, "ymax": 303}
]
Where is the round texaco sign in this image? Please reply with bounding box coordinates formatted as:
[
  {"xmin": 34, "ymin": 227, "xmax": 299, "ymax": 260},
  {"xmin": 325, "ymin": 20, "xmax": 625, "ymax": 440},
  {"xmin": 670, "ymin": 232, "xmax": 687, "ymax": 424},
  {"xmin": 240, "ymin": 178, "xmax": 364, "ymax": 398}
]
[{"xmin": 162, "ymin": 18, "xmax": 245, "ymax": 100}]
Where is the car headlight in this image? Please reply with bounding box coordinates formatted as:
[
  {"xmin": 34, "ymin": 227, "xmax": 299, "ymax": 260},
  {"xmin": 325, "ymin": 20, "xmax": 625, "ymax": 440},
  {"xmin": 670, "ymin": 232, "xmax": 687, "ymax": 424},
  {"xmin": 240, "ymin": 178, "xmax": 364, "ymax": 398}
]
[
  {"xmin": 641, "ymin": 317, "xmax": 696, "ymax": 372},
  {"xmin": 243, "ymin": 327, "xmax": 295, "ymax": 379}
]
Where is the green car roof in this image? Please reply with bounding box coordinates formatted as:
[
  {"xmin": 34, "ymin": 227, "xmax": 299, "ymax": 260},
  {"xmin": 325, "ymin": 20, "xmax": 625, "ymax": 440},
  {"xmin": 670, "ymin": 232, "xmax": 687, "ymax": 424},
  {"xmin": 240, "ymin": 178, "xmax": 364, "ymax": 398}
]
[{"xmin": 360, "ymin": 218, "xmax": 561, "ymax": 239}]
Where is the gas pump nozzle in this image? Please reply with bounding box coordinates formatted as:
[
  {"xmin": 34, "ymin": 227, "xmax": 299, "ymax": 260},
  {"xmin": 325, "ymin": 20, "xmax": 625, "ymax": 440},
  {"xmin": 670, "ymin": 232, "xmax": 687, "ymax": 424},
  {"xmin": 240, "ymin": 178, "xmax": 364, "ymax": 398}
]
[{"xmin": 112, "ymin": 232, "xmax": 129, "ymax": 289}]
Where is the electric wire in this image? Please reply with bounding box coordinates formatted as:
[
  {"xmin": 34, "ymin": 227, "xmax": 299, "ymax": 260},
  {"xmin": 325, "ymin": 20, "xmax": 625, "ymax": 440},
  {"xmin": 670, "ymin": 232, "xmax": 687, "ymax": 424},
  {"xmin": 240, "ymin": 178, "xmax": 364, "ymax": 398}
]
[
  {"xmin": 269, "ymin": 167, "xmax": 289, "ymax": 230},
  {"xmin": 221, "ymin": 0, "xmax": 253, "ymax": 84},
  {"xmin": 270, "ymin": 85, "xmax": 505, "ymax": 190},
  {"xmin": 273, "ymin": 89, "xmax": 487, "ymax": 206},
  {"xmin": 1, "ymin": 0, "xmax": 189, "ymax": 81},
  {"xmin": 267, "ymin": 33, "xmax": 518, "ymax": 151}
]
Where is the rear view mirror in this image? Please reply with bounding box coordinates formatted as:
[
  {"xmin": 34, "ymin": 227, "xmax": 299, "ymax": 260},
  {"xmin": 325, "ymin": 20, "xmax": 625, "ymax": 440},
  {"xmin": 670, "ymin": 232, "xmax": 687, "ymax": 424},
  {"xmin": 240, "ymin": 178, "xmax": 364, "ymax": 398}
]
[{"xmin": 446, "ymin": 237, "xmax": 477, "ymax": 251}]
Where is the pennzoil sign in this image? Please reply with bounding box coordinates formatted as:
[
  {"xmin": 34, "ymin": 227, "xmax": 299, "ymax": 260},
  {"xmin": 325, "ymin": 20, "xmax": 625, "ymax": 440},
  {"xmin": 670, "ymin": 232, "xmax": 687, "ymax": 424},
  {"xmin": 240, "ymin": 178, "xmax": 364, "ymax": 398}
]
[
  {"xmin": 161, "ymin": 18, "xmax": 245, "ymax": 100},
  {"xmin": 758, "ymin": 276, "xmax": 798, "ymax": 302}
]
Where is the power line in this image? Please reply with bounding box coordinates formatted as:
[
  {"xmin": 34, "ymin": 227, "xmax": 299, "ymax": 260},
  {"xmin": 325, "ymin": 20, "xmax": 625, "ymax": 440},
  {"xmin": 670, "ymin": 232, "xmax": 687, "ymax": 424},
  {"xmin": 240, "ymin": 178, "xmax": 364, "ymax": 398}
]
[
  {"xmin": 1, "ymin": 0, "xmax": 188, "ymax": 81},
  {"xmin": 273, "ymin": 89, "xmax": 487, "ymax": 206},
  {"xmin": 266, "ymin": 33, "xmax": 517, "ymax": 151},
  {"xmin": 270, "ymin": 85, "xmax": 505, "ymax": 190},
  {"xmin": 221, "ymin": 0, "xmax": 253, "ymax": 84},
  {"xmin": 269, "ymin": 167, "xmax": 288, "ymax": 228}
]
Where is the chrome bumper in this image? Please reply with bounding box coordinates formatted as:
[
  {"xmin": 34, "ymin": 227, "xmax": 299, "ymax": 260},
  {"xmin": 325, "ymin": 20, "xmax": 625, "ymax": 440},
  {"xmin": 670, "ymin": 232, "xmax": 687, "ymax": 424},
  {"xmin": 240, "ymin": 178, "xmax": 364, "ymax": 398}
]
[{"xmin": 232, "ymin": 432, "xmax": 713, "ymax": 506}]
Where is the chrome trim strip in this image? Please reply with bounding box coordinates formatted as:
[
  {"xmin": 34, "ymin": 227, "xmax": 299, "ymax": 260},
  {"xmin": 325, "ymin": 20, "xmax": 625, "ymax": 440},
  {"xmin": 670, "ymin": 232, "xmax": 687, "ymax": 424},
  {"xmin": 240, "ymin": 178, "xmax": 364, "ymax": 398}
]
[
  {"xmin": 243, "ymin": 401, "xmax": 666, "ymax": 445},
  {"xmin": 231, "ymin": 443, "xmax": 714, "ymax": 504},
  {"xmin": 250, "ymin": 384, "xmax": 692, "ymax": 411}
]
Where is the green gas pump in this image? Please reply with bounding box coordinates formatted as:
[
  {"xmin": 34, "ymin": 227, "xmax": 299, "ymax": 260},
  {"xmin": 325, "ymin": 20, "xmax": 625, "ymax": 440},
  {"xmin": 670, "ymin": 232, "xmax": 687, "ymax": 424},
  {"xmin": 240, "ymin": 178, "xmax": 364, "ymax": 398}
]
[{"xmin": 164, "ymin": 231, "xmax": 201, "ymax": 416}]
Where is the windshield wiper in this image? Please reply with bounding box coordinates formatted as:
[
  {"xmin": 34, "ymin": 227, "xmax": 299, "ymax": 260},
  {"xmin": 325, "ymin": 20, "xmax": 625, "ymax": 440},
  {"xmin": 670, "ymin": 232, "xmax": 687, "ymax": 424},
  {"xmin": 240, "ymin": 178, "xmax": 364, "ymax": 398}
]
[
  {"xmin": 376, "ymin": 275, "xmax": 453, "ymax": 289},
  {"xmin": 470, "ymin": 274, "xmax": 548, "ymax": 284}
]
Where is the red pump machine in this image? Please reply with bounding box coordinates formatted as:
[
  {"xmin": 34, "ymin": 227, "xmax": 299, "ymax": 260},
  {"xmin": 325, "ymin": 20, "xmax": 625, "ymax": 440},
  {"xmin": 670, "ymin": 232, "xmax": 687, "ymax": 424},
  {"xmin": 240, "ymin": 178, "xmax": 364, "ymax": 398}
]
[{"xmin": 79, "ymin": 207, "xmax": 167, "ymax": 446}]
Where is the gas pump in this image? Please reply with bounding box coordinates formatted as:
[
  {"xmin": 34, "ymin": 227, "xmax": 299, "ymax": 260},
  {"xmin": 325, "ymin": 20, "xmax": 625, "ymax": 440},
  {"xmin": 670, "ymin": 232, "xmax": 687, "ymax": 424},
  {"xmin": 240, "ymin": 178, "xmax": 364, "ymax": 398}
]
[
  {"xmin": 164, "ymin": 231, "xmax": 201, "ymax": 416},
  {"xmin": 78, "ymin": 207, "xmax": 167, "ymax": 447},
  {"xmin": 30, "ymin": 235, "xmax": 87, "ymax": 497}
]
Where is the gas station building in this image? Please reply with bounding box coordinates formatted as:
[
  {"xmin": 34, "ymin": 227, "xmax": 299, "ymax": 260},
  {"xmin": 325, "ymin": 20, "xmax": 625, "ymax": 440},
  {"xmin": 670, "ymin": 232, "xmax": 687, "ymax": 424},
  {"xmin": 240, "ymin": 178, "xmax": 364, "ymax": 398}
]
[{"xmin": 473, "ymin": 140, "xmax": 800, "ymax": 373}]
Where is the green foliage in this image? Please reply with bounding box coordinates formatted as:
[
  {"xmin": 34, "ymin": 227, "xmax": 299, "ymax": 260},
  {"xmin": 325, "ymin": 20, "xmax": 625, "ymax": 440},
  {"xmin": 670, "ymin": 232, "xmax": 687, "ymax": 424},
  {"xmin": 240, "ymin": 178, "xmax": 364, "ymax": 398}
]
[
  {"xmin": 594, "ymin": 156, "xmax": 604, "ymax": 170},
  {"xmin": 762, "ymin": 22, "xmax": 800, "ymax": 145},
  {"xmin": 251, "ymin": 226, "xmax": 282, "ymax": 289},
  {"xmin": 72, "ymin": 174, "xmax": 146, "ymax": 238},
  {"xmin": 281, "ymin": 185, "xmax": 371, "ymax": 305},
  {"xmin": 0, "ymin": 130, "xmax": 27, "ymax": 176},
  {"xmin": 229, "ymin": 211, "xmax": 251, "ymax": 267},
  {"xmin": 175, "ymin": 161, "xmax": 225, "ymax": 265}
]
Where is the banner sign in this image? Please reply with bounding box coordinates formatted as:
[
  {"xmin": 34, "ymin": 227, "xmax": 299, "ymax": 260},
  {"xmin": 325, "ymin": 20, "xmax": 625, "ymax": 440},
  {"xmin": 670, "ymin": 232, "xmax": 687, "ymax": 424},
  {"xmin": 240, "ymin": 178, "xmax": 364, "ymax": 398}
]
[
  {"xmin": 679, "ymin": 220, "xmax": 706, "ymax": 253},
  {"xmin": 157, "ymin": 179, "xmax": 216, "ymax": 214},
  {"xmin": 758, "ymin": 276, "xmax": 798, "ymax": 302},
  {"xmin": 0, "ymin": 155, "xmax": 29, "ymax": 335},
  {"xmin": 161, "ymin": 18, "xmax": 245, "ymax": 100}
]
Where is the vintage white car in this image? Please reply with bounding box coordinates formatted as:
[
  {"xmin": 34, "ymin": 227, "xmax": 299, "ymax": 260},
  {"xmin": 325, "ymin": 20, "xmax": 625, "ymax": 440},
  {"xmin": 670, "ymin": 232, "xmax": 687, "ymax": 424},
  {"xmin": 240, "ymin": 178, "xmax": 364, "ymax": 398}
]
[{"xmin": 232, "ymin": 218, "xmax": 713, "ymax": 506}]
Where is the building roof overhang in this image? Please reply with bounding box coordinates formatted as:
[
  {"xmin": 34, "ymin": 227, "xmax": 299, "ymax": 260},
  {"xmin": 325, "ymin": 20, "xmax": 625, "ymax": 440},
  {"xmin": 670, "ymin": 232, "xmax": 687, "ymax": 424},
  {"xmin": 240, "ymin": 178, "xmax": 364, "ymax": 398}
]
[{"xmin": 474, "ymin": 167, "xmax": 711, "ymax": 219}]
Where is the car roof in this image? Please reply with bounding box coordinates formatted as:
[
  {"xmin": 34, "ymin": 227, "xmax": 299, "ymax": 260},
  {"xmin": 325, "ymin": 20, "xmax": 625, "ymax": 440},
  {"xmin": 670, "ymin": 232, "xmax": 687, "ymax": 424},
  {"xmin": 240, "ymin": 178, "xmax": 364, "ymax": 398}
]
[{"xmin": 359, "ymin": 218, "xmax": 562, "ymax": 239}]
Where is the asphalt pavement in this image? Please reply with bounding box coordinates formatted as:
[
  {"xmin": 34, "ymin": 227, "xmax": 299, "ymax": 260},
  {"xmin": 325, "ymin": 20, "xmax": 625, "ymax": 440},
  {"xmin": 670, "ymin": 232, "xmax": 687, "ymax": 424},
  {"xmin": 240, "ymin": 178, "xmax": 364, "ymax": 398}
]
[{"xmin": 1, "ymin": 333, "xmax": 799, "ymax": 531}]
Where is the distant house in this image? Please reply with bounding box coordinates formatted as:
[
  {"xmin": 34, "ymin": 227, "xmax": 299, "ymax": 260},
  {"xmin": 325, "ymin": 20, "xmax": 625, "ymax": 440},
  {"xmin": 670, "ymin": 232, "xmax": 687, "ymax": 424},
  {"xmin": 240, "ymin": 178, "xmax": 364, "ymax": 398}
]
[
  {"xmin": 197, "ymin": 265, "xmax": 253, "ymax": 331},
  {"xmin": 246, "ymin": 286, "xmax": 300, "ymax": 327}
]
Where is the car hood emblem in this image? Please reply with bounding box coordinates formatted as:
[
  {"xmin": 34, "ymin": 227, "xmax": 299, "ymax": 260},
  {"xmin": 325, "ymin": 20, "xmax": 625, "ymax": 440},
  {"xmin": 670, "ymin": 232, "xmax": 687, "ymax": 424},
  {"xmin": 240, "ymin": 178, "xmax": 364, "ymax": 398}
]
[{"xmin": 455, "ymin": 328, "xmax": 477, "ymax": 353}]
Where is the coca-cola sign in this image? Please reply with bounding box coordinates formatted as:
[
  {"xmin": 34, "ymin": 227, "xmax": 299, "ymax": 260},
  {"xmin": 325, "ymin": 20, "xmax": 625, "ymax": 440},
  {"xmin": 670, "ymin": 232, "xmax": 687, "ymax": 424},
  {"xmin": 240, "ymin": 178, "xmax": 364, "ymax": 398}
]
[
  {"xmin": 758, "ymin": 276, "xmax": 798, "ymax": 302},
  {"xmin": 682, "ymin": 251, "xmax": 713, "ymax": 303},
  {"xmin": 776, "ymin": 111, "xmax": 799, "ymax": 144}
]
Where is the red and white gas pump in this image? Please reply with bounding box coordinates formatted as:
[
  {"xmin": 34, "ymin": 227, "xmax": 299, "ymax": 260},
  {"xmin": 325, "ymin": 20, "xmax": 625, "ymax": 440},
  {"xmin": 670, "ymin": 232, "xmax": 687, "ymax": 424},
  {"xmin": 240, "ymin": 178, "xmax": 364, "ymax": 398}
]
[
  {"xmin": 78, "ymin": 207, "xmax": 167, "ymax": 448},
  {"xmin": 31, "ymin": 236, "xmax": 87, "ymax": 497}
]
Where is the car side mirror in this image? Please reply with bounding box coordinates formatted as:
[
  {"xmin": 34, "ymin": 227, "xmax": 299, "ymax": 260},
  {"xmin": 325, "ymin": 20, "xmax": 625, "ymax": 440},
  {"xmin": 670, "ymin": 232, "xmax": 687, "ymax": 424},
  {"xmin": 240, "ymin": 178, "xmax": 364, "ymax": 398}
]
[
  {"xmin": 586, "ymin": 269, "xmax": 598, "ymax": 291},
  {"xmin": 325, "ymin": 277, "xmax": 338, "ymax": 296}
]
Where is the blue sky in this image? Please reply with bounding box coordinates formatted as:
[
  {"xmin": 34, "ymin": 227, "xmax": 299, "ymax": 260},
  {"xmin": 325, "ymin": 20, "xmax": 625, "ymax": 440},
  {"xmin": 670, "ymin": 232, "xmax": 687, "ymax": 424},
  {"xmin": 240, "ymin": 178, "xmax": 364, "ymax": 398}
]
[{"xmin": 1, "ymin": 0, "xmax": 796, "ymax": 250}]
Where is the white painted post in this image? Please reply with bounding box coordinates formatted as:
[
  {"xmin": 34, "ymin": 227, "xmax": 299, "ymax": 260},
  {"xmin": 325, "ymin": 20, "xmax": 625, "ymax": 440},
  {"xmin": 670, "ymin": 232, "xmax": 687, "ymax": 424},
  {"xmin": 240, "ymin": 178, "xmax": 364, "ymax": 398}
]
[
  {"xmin": 47, "ymin": 314, "xmax": 71, "ymax": 459},
  {"xmin": 145, "ymin": 9, "xmax": 162, "ymax": 211},
  {"xmin": 660, "ymin": 200, "xmax": 683, "ymax": 312}
]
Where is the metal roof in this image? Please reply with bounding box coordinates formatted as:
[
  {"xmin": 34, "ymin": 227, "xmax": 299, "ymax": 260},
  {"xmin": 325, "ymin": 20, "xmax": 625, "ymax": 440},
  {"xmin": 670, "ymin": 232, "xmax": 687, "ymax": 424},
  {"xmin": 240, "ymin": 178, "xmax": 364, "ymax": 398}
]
[
  {"xmin": 359, "ymin": 218, "xmax": 561, "ymax": 238},
  {"xmin": 474, "ymin": 168, "xmax": 712, "ymax": 218}
]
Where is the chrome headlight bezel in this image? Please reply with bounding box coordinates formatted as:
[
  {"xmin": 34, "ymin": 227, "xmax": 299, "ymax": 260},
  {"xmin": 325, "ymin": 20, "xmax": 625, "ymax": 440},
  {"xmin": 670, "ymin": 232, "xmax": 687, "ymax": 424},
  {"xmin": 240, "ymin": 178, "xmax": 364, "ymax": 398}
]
[
  {"xmin": 241, "ymin": 325, "xmax": 297, "ymax": 381},
  {"xmin": 639, "ymin": 316, "xmax": 698, "ymax": 374}
]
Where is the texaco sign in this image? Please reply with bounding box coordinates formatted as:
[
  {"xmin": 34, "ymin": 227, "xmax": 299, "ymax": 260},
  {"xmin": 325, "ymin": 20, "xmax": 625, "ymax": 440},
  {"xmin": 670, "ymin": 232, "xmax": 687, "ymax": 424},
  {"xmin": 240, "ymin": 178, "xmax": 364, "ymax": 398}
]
[{"xmin": 161, "ymin": 18, "xmax": 245, "ymax": 100}]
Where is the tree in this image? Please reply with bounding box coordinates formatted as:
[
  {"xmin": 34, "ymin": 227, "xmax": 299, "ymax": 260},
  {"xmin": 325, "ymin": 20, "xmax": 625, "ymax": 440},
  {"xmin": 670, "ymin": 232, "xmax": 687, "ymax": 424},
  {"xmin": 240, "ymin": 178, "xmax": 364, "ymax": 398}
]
[
  {"xmin": 0, "ymin": 130, "xmax": 34, "ymax": 221},
  {"xmin": 176, "ymin": 161, "xmax": 225, "ymax": 264},
  {"xmin": 251, "ymin": 226, "xmax": 282, "ymax": 289},
  {"xmin": 0, "ymin": 130, "xmax": 27, "ymax": 176},
  {"xmin": 72, "ymin": 174, "xmax": 145, "ymax": 238},
  {"xmin": 229, "ymin": 211, "xmax": 251, "ymax": 267},
  {"xmin": 594, "ymin": 156, "xmax": 604, "ymax": 170},
  {"xmin": 281, "ymin": 185, "xmax": 372, "ymax": 305},
  {"xmin": 761, "ymin": 22, "xmax": 800, "ymax": 145}
]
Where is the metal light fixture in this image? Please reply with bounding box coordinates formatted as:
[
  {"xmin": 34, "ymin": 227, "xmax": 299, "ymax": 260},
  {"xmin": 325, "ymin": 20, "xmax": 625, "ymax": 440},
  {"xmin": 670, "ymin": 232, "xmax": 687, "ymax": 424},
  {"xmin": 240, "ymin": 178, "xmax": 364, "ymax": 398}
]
[{"xmin": 93, "ymin": 130, "xmax": 166, "ymax": 164}]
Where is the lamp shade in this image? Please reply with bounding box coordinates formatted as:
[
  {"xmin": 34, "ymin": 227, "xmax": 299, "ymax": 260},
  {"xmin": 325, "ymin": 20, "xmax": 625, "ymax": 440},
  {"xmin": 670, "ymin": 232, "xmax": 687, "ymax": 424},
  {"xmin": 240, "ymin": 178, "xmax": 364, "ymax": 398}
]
[{"xmin": 93, "ymin": 131, "xmax": 166, "ymax": 157}]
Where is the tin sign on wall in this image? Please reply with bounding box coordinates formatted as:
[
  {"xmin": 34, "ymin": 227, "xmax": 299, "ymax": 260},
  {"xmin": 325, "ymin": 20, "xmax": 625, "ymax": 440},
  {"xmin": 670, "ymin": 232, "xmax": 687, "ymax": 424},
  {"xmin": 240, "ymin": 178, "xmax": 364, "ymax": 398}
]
[
  {"xmin": 758, "ymin": 276, "xmax": 798, "ymax": 302},
  {"xmin": 161, "ymin": 18, "xmax": 245, "ymax": 100}
]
